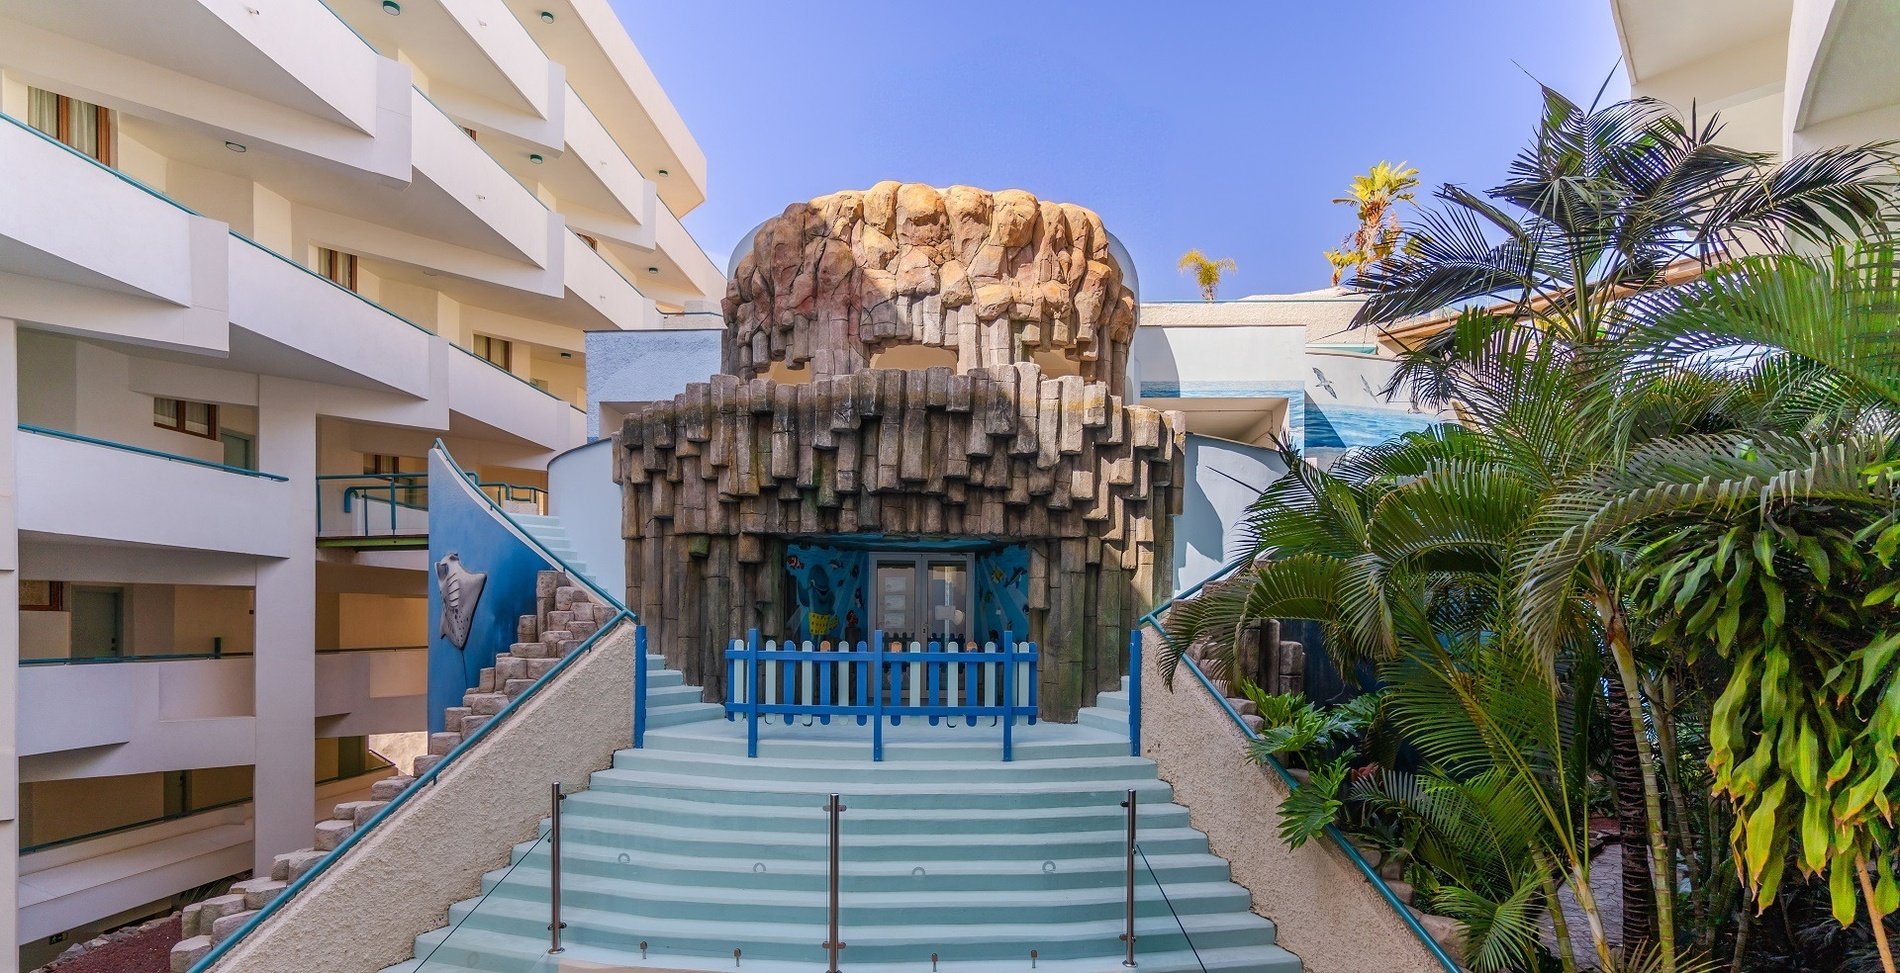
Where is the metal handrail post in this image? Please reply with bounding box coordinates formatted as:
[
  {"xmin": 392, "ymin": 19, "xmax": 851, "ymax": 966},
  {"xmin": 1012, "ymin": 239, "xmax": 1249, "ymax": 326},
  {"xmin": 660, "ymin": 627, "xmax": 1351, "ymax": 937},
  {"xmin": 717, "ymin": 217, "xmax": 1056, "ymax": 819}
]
[
  {"xmin": 548, "ymin": 782, "xmax": 566, "ymax": 954},
  {"xmin": 822, "ymin": 793, "xmax": 847, "ymax": 972},
  {"xmin": 1121, "ymin": 787, "xmax": 1137, "ymax": 966},
  {"xmin": 1128, "ymin": 628, "xmax": 1143, "ymax": 757},
  {"xmin": 634, "ymin": 624, "xmax": 648, "ymax": 748}
]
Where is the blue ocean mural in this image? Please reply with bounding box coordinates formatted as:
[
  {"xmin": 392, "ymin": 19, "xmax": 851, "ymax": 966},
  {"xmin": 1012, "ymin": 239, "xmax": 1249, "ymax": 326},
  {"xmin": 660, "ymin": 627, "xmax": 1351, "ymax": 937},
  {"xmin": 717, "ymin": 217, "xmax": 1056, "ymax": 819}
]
[{"xmin": 785, "ymin": 544, "xmax": 865, "ymax": 643}]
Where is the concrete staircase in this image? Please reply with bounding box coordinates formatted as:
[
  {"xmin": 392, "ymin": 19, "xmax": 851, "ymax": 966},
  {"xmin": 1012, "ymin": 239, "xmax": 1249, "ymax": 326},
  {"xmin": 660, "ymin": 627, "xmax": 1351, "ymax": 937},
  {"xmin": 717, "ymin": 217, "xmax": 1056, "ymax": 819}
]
[
  {"xmin": 379, "ymin": 683, "xmax": 1302, "ymax": 973},
  {"xmin": 169, "ymin": 571, "xmax": 692, "ymax": 973}
]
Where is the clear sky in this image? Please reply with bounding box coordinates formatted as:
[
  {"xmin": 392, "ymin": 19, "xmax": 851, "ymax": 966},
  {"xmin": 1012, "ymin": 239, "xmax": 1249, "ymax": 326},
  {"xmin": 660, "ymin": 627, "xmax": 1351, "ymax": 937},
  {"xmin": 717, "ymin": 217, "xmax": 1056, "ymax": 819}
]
[{"xmin": 621, "ymin": 2, "xmax": 1629, "ymax": 303}]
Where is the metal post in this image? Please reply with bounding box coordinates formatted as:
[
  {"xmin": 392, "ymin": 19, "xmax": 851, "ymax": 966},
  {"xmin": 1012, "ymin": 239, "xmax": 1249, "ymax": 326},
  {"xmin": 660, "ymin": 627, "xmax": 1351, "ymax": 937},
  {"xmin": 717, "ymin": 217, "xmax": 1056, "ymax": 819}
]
[
  {"xmin": 634, "ymin": 624, "xmax": 648, "ymax": 748},
  {"xmin": 1121, "ymin": 787, "xmax": 1137, "ymax": 966},
  {"xmin": 871, "ymin": 632, "xmax": 885, "ymax": 762},
  {"xmin": 549, "ymin": 782, "xmax": 567, "ymax": 954},
  {"xmin": 1127, "ymin": 628, "xmax": 1143, "ymax": 758},
  {"xmin": 1001, "ymin": 629, "xmax": 1016, "ymax": 762},
  {"xmin": 822, "ymin": 793, "xmax": 847, "ymax": 972}
]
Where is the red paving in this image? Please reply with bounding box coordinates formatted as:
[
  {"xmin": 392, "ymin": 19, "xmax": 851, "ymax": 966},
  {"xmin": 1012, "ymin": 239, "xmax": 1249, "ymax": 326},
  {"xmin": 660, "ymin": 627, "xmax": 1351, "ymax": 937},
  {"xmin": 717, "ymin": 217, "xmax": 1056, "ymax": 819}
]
[{"xmin": 41, "ymin": 916, "xmax": 180, "ymax": 973}]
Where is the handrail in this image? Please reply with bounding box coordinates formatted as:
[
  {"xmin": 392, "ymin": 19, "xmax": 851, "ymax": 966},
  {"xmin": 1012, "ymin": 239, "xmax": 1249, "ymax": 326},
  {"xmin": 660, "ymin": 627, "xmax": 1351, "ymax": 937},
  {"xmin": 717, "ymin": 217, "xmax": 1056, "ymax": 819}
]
[
  {"xmin": 432, "ymin": 441, "xmax": 622, "ymax": 610},
  {"xmin": 229, "ymin": 231, "xmax": 434, "ymax": 335},
  {"xmin": 1137, "ymin": 556, "xmax": 1461, "ymax": 973},
  {"xmin": 190, "ymin": 443, "xmax": 635, "ymax": 973},
  {"xmin": 20, "ymin": 797, "xmax": 252, "ymax": 856},
  {"xmin": 18, "ymin": 424, "xmax": 289, "ymax": 481},
  {"xmin": 451, "ymin": 343, "xmax": 572, "ymax": 406},
  {"xmin": 23, "ymin": 652, "xmax": 228, "ymax": 666},
  {"xmin": 0, "ymin": 110, "xmax": 199, "ymax": 214}
]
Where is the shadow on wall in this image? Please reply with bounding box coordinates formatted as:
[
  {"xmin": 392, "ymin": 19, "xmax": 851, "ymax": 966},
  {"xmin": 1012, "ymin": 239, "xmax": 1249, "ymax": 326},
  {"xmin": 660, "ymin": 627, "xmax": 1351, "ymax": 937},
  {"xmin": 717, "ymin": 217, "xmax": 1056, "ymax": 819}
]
[
  {"xmin": 1174, "ymin": 435, "xmax": 1289, "ymax": 582},
  {"xmin": 425, "ymin": 449, "xmax": 548, "ymax": 733}
]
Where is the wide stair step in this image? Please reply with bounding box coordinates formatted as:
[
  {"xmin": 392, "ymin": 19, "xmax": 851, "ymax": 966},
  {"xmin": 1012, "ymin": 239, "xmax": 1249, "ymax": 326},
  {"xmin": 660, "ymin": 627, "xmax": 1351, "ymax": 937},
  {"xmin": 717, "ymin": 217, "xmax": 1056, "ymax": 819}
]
[{"xmin": 380, "ymin": 693, "xmax": 1300, "ymax": 973}]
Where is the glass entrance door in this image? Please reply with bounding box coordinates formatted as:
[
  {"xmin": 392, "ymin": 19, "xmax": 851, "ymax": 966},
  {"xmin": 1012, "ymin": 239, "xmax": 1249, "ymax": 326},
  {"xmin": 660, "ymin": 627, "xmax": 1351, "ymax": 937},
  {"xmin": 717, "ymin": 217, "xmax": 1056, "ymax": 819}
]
[{"xmin": 870, "ymin": 554, "xmax": 973, "ymax": 644}]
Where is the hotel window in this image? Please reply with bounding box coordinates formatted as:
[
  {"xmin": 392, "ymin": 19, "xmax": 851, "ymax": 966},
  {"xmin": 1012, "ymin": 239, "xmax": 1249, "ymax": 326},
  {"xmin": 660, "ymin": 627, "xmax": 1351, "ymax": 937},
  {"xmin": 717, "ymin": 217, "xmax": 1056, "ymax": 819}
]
[
  {"xmin": 316, "ymin": 247, "xmax": 357, "ymax": 291},
  {"xmin": 472, "ymin": 334, "xmax": 512, "ymax": 370},
  {"xmin": 461, "ymin": 126, "xmax": 479, "ymax": 142},
  {"xmin": 154, "ymin": 397, "xmax": 219, "ymax": 439},
  {"xmin": 576, "ymin": 233, "xmax": 600, "ymax": 251},
  {"xmin": 529, "ymin": 378, "xmax": 552, "ymax": 393},
  {"xmin": 27, "ymin": 87, "xmax": 115, "ymax": 166}
]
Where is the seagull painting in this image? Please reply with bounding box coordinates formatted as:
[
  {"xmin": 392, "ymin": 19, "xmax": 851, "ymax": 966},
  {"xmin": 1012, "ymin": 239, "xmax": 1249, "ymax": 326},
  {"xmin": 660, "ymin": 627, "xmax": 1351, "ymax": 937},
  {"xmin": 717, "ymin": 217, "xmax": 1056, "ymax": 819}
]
[
  {"xmin": 436, "ymin": 552, "xmax": 487, "ymax": 648},
  {"xmin": 1310, "ymin": 367, "xmax": 1337, "ymax": 398}
]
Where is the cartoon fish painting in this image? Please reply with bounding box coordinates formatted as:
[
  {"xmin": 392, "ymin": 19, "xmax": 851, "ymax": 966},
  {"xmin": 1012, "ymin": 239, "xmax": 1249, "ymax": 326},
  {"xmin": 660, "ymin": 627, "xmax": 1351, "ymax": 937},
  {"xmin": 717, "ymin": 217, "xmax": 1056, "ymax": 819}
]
[{"xmin": 436, "ymin": 553, "xmax": 487, "ymax": 648}]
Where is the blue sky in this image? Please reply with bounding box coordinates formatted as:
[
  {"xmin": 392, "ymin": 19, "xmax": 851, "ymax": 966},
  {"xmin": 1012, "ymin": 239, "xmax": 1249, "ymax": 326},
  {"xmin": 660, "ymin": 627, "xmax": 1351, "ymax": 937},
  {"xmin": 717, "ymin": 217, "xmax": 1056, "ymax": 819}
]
[{"xmin": 623, "ymin": 2, "xmax": 1629, "ymax": 303}]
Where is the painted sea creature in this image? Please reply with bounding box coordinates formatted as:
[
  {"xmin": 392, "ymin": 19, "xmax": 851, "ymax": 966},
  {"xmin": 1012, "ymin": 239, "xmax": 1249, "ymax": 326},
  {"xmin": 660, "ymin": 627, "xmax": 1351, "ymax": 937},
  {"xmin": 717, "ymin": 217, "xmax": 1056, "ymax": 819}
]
[{"xmin": 436, "ymin": 552, "xmax": 487, "ymax": 648}]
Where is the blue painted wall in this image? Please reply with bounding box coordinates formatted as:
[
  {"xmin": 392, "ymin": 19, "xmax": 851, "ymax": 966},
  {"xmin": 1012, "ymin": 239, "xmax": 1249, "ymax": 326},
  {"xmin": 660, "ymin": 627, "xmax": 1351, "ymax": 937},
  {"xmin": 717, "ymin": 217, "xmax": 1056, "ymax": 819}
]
[{"xmin": 426, "ymin": 449, "xmax": 551, "ymax": 732}]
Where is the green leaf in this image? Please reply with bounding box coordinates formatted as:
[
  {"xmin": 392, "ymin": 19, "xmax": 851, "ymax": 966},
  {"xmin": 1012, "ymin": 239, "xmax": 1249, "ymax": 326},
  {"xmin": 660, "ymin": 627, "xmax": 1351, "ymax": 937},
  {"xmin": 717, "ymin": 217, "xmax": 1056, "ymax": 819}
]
[{"xmin": 1831, "ymin": 854, "xmax": 1860, "ymax": 927}]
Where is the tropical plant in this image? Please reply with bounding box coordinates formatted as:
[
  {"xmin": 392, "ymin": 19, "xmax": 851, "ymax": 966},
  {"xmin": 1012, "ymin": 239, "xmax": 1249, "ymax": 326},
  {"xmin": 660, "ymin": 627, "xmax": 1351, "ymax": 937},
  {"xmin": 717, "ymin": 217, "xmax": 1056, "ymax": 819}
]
[
  {"xmin": 1324, "ymin": 160, "xmax": 1420, "ymax": 285},
  {"xmin": 1177, "ymin": 248, "xmax": 1237, "ymax": 301},
  {"xmin": 1520, "ymin": 245, "xmax": 1900, "ymax": 973},
  {"xmin": 1337, "ymin": 84, "xmax": 1899, "ymax": 973}
]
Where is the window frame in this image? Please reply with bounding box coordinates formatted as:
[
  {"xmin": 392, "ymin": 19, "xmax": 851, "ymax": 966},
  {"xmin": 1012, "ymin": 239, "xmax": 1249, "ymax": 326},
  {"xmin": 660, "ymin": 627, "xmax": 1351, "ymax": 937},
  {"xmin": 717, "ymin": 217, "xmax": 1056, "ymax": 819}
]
[
  {"xmin": 27, "ymin": 88, "xmax": 115, "ymax": 166},
  {"xmin": 472, "ymin": 334, "xmax": 513, "ymax": 371},
  {"xmin": 153, "ymin": 396, "xmax": 221, "ymax": 440}
]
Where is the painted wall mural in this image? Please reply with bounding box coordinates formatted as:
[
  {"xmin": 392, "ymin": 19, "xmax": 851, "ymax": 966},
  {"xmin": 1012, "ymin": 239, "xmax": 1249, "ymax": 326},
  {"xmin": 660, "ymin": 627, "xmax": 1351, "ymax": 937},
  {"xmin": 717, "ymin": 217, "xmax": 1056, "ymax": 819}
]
[
  {"xmin": 784, "ymin": 543, "xmax": 866, "ymax": 644},
  {"xmin": 975, "ymin": 545, "xmax": 1030, "ymax": 644}
]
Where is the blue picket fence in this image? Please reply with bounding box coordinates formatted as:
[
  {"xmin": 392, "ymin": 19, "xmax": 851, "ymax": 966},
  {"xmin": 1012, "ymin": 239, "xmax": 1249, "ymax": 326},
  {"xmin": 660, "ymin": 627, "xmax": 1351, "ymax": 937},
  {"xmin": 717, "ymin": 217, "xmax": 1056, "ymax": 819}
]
[{"xmin": 723, "ymin": 629, "xmax": 1039, "ymax": 761}]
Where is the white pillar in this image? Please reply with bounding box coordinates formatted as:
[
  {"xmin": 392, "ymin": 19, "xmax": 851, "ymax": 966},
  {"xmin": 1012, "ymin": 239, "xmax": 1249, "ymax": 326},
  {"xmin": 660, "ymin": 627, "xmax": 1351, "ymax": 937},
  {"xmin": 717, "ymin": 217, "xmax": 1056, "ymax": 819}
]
[
  {"xmin": 251, "ymin": 377, "xmax": 317, "ymax": 874},
  {"xmin": 1, "ymin": 319, "xmax": 22, "ymax": 972}
]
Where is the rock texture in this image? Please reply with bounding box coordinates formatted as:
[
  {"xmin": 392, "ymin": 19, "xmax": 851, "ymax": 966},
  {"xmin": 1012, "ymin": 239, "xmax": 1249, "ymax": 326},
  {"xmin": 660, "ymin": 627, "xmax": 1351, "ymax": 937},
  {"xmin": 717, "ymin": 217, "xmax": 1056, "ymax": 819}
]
[
  {"xmin": 724, "ymin": 184, "xmax": 1138, "ymax": 392},
  {"xmin": 616, "ymin": 363, "xmax": 1184, "ymax": 719}
]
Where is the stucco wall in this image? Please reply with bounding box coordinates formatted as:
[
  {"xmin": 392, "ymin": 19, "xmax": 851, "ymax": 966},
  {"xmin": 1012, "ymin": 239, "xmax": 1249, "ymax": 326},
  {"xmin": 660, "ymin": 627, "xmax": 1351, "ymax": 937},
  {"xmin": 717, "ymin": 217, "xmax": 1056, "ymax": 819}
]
[
  {"xmin": 203, "ymin": 620, "xmax": 636, "ymax": 973},
  {"xmin": 1139, "ymin": 628, "xmax": 1441, "ymax": 973}
]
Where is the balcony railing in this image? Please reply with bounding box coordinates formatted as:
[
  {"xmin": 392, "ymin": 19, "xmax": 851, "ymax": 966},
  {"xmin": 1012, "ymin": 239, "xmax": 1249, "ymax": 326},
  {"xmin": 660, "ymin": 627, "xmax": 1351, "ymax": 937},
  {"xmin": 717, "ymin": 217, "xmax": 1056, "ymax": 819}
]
[{"xmin": 316, "ymin": 472, "xmax": 545, "ymax": 540}]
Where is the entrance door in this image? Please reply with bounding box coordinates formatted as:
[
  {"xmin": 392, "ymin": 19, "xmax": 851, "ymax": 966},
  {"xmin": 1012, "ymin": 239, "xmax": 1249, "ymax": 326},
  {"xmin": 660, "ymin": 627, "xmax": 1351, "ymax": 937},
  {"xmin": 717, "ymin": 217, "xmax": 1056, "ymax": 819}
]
[
  {"xmin": 869, "ymin": 554, "xmax": 973, "ymax": 644},
  {"xmin": 71, "ymin": 586, "xmax": 124, "ymax": 659},
  {"xmin": 220, "ymin": 431, "xmax": 254, "ymax": 471}
]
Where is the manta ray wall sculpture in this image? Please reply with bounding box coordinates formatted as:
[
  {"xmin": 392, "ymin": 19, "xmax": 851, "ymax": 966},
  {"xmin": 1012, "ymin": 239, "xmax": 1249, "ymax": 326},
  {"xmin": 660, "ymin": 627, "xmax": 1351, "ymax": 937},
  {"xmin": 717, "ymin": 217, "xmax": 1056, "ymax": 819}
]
[{"xmin": 435, "ymin": 552, "xmax": 487, "ymax": 649}]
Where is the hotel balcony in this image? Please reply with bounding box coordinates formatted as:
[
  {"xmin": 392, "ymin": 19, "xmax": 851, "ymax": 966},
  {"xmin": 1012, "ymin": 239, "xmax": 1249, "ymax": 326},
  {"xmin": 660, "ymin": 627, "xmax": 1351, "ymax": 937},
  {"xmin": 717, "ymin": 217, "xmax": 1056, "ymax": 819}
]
[
  {"xmin": 325, "ymin": 0, "xmax": 564, "ymax": 149},
  {"xmin": 16, "ymin": 656, "xmax": 256, "ymax": 778},
  {"xmin": 501, "ymin": 0, "xmax": 708, "ymax": 215},
  {"xmin": 317, "ymin": 472, "xmax": 544, "ymax": 548},
  {"xmin": 14, "ymin": 425, "xmax": 296, "ymax": 558},
  {"xmin": 226, "ymin": 234, "xmax": 435, "ymax": 397},
  {"xmin": 0, "ymin": 0, "xmax": 411, "ymax": 183},
  {"xmin": 0, "ymin": 115, "xmax": 229, "ymax": 354}
]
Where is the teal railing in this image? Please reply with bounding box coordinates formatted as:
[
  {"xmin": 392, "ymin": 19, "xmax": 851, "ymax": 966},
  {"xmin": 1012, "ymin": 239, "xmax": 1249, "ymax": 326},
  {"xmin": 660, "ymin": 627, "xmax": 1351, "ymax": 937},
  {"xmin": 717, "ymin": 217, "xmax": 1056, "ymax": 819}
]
[
  {"xmin": 18, "ymin": 424, "xmax": 288, "ymax": 481},
  {"xmin": 451, "ymin": 343, "xmax": 574, "ymax": 407},
  {"xmin": 229, "ymin": 231, "xmax": 433, "ymax": 335},
  {"xmin": 19, "ymin": 797, "xmax": 253, "ymax": 857},
  {"xmin": 1136, "ymin": 554, "xmax": 1462, "ymax": 973},
  {"xmin": 189, "ymin": 443, "xmax": 630, "ymax": 973},
  {"xmin": 317, "ymin": 473, "xmax": 544, "ymax": 537}
]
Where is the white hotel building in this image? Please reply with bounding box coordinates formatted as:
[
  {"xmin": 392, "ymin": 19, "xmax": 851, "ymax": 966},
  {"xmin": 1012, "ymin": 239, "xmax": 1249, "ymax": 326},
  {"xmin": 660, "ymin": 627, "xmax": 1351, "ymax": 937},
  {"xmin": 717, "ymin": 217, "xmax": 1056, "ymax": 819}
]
[{"xmin": 0, "ymin": 0, "xmax": 720, "ymax": 965}]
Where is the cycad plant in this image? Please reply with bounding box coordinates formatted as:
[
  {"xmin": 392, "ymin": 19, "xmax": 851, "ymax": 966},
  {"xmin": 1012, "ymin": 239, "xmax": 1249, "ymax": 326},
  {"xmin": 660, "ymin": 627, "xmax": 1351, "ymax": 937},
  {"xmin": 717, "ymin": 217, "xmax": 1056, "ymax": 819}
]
[{"xmin": 1177, "ymin": 249, "xmax": 1238, "ymax": 301}]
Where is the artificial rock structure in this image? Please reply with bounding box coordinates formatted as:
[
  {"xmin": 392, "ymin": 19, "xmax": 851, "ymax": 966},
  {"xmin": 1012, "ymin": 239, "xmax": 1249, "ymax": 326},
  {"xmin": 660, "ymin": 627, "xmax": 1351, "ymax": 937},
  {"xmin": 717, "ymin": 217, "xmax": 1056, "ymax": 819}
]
[
  {"xmin": 724, "ymin": 182, "xmax": 1139, "ymax": 391},
  {"xmin": 617, "ymin": 186, "xmax": 1180, "ymax": 718}
]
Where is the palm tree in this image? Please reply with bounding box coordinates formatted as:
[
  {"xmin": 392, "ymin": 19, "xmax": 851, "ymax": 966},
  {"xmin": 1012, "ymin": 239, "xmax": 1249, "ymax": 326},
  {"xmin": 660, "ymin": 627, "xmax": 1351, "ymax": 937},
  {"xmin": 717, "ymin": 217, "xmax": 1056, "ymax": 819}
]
[
  {"xmin": 1178, "ymin": 249, "xmax": 1238, "ymax": 301},
  {"xmin": 1324, "ymin": 160, "xmax": 1420, "ymax": 285},
  {"xmin": 1343, "ymin": 84, "xmax": 1899, "ymax": 972},
  {"xmin": 1521, "ymin": 245, "xmax": 1900, "ymax": 973}
]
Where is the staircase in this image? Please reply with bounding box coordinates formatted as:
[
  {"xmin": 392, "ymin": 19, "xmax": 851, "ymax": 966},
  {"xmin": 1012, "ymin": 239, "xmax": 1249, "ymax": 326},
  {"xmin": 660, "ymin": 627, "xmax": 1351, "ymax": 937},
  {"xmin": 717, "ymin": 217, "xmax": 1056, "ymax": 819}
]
[
  {"xmin": 510, "ymin": 514, "xmax": 590, "ymax": 586},
  {"xmin": 170, "ymin": 571, "xmax": 717, "ymax": 972},
  {"xmin": 380, "ymin": 682, "xmax": 1302, "ymax": 973}
]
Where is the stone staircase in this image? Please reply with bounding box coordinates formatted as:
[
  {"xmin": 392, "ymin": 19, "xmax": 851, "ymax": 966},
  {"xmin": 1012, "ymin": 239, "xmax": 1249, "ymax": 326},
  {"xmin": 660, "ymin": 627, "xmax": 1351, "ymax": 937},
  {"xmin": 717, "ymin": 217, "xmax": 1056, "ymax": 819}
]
[
  {"xmin": 168, "ymin": 570, "xmax": 677, "ymax": 973},
  {"xmin": 378, "ymin": 681, "xmax": 1302, "ymax": 973}
]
